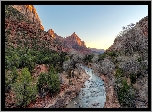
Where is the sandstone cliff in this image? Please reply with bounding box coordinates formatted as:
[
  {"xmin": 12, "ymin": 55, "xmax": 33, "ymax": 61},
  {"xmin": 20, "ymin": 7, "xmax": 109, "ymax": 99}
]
[
  {"xmin": 63, "ymin": 32, "xmax": 92, "ymax": 54},
  {"xmin": 47, "ymin": 29, "xmax": 55, "ymax": 38},
  {"xmin": 64, "ymin": 32, "xmax": 86, "ymax": 48},
  {"xmin": 51, "ymin": 31, "xmax": 92, "ymax": 54},
  {"xmin": 9, "ymin": 5, "xmax": 92, "ymax": 54},
  {"xmin": 11, "ymin": 5, "xmax": 44, "ymax": 30}
]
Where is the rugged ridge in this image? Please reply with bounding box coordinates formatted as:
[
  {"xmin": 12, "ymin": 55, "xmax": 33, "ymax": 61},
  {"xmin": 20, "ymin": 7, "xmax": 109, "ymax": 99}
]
[
  {"xmin": 51, "ymin": 31, "xmax": 92, "ymax": 54},
  {"xmin": 108, "ymin": 16, "xmax": 148, "ymax": 53},
  {"xmin": 10, "ymin": 5, "xmax": 92, "ymax": 55},
  {"xmin": 5, "ymin": 5, "xmax": 92, "ymax": 54},
  {"xmin": 95, "ymin": 16, "xmax": 148, "ymax": 108},
  {"xmin": 63, "ymin": 32, "xmax": 92, "ymax": 54}
]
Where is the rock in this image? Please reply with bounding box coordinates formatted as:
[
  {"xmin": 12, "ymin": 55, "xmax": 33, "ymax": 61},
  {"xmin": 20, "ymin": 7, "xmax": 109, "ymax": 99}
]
[
  {"xmin": 62, "ymin": 32, "xmax": 92, "ymax": 54},
  {"xmin": 47, "ymin": 29, "xmax": 55, "ymax": 38},
  {"xmin": 100, "ymin": 58, "xmax": 115, "ymax": 75},
  {"xmin": 64, "ymin": 97, "xmax": 71, "ymax": 105},
  {"xmin": 92, "ymin": 103, "xmax": 99, "ymax": 106},
  {"xmin": 73, "ymin": 101, "xmax": 77, "ymax": 105},
  {"xmin": 82, "ymin": 84, "xmax": 86, "ymax": 88},
  {"xmin": 70, "ymin": 92, "xmax": 76, "ymax": 99}
]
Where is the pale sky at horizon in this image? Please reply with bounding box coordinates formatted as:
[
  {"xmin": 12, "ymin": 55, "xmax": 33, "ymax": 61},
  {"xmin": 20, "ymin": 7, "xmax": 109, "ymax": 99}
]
[{"xmin": 34, "ymin": 5, "xmax": 148, "ymax": 50}]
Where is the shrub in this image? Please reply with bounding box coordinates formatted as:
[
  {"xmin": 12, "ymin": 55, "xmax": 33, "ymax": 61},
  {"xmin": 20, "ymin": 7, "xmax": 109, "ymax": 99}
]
[
  {"xmin": 137, "ymin": 57, "xmax": 142, "ymax": 63},
  {"xmin": 5, "ymin": 67, "xmax": 19, "ymax": 92},
  {"xmin": 12, "ymin": 68, "xmax": 37, "ymax": 107},
  {"xmin": 130, "ymin": 74, "xmax": 136, "ymax": 84},
  {"xmin": 47, "ymin": 71, "xmax": 60, "ymax": 93},
  {"xmin": 48, "ymin": 65, "xmax": 60, "ymax": 93},
  {"xmin": 98, "ymin": 53, "xmax": 106, "ymax": 61},
  {"xmin": 37, "ymin": 72, "xmax": 48, "ymax": 96},
  {"xmin": 115, "ymin": 64, "xmax": 119, "ymax": 69},
  {"xmin": 64, "ymin": 55, "xmax": 70, "ymax": 61},
  {"xmin": 117, "ymin": 79, "xmax": 135, "ymax": 108},
  {"xmin": 106, "ymin": 51, "xmax": 117, "ymax": 57},
  {"xmin": 5, "ymin": 46, "xmax": 35, "ymax": 71},
  {"xmin": 19, "ymin": 50, "xmax": 35, "ymax": 71},
  {"xmin": 37, "ymin": 66, "xmax": 60, "ymax": 97},
  {"xmin": 115, "ymin": 68, "xmax": 123, "ymax": 78},
  {"xmin": 5, "ymin": 49, "xmax": 20, "ymax": 70},
  {"xmin": 83, "ymin": 54, "xmax": 94, "ymax": 64}
]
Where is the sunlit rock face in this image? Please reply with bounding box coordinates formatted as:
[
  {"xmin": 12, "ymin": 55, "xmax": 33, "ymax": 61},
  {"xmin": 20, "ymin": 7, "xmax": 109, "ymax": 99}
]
[
  {"xmin": 64, "ymin": 32, "xmax": 86, "ymax": 48},
  {"xmin": 11, "ymin": 5, "xmax": 44, "ymax": 30},
  {"xmin": 53, "ymin": 32, "xmax": 92, "ymax": 55},
  {"xmin": 7, "ymin": 5, "xmax": 91, "ymax": 55},
  {"xmin": 47, "ymin": 29, "xmax": 55, "ymax": 38}
]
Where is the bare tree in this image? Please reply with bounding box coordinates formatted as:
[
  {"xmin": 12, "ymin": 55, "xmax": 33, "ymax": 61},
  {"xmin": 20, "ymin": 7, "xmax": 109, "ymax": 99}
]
[{"xmin": 116, "ymin": 23, "xmax": 136, "ymax": 38}]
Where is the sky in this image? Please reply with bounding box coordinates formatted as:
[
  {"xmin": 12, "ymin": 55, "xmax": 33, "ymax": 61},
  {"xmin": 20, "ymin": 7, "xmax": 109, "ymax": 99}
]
[{"xmin": 34, "ymin": 5, "xmax": 148, "ymax": 50}]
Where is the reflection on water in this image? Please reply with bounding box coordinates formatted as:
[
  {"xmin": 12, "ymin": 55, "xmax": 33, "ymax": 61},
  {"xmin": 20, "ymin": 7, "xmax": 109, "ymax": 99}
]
[{"xmin": 66, "ymin": 64, "xmax": 106, "ymax": 108}]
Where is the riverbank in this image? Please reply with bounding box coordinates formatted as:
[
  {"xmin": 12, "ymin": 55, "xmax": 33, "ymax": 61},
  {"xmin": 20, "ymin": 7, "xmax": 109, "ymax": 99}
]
[
  {"xmin": 65, "ymin": 64, "xmax": 106, "ymax": 108},
  {"xmin": 101, "ymin": 73, "xmax": 120, "ymax": 108},
  {"xmin": 27, "ymin": 67, "xmax": 90, "ymax": 108},
  {"xmin": 88, "ymin": 63, "xmax": 120, "ymax": 108}
]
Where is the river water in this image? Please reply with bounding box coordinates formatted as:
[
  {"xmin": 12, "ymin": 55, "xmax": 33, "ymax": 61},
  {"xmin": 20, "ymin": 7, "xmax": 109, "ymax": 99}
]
[{"xmin": 66, "ymin": 64, "xmax": 106, "ymax": 108}]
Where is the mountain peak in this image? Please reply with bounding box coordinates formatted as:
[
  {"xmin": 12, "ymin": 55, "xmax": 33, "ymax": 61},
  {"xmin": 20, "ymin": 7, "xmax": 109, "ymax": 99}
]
[
  {"xmin": 47, "ymin": 29, "xmax": 55, "ymax": 38},
  {"xmin": 72, "ymin": 32, "xmax": 77, "ymax": 36}
]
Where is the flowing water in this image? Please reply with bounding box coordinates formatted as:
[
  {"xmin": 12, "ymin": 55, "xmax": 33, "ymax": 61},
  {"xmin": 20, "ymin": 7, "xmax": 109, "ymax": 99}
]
[{"xmin": 66, "ymin": 64, "xmax": 106, "ymax": 108}]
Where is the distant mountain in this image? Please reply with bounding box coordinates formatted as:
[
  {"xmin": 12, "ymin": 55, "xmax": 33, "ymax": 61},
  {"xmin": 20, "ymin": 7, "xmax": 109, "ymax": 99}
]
[
  {"xmin": 47, "ymin": 30, "xmax": 92, "ymax": 54},
  {"xmin": 89, "ymin": 48, "xmax": 105, "ymax": 54},
  {"xmin": 63, "ymin": 32, "xmax": 92, "ymax": 54}
]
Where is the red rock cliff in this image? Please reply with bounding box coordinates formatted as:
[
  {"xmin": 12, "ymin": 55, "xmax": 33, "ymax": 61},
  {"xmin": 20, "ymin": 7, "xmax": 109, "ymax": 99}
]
[
  {"xmin": 64, "ymin": 32, "xmax": 86, "ymax": 47},
  {"xmin": 11, "ymin": 5, "xmax": 44, "ymax": 30},
  {"xmin": 47, "ymin": 29, "xmax": 55, "ymax": 38}
]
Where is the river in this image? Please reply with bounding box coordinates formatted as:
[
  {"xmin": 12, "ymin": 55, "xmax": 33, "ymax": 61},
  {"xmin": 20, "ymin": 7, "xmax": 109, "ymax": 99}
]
[{"xmin": 65, "ymin": 64, "xmax": 106, "ymax": 108}]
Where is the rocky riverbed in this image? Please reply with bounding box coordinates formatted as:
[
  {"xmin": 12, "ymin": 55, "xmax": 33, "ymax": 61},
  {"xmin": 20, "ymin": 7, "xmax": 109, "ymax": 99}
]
[
  {"xmin": 27, "ymin": 64, "xmax": 90, "ymax": 108},
  {"xmin": 65, "ymin": 64, "xmax": 106, "ymax": 108}
]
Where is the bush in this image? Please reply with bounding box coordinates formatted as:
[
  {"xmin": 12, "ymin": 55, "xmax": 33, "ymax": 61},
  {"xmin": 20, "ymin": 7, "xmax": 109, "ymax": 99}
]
[
  {"xmin": 98, "ymin": 53, "xmax": 106, "ymax": 61},
  {"xmin": 117, "ymin": 79, "xmax": 135, "ymax": 108},
  {"xmin": 115, "ymin": 68, "xmax": 123, "ymax": 78},
  {"xmin": 19, "ymin": 50, "xmax": 35, "ymax": 71},
  {"xmin": 12, "ymin": 68, "xmax": 37, "ymax": 107},
  {"xmin": 130, "ymin": 74, "xmax": 136, "ymax": 84},
  {"xmin": 5, "ymin": 49, "xmax": 20, "ymax": 70},
  {"xmin": 47, "ymin": 65, "xmax": 60, "ymax": 93},
  {"xmin": 5, "ymin": 67, "xmax": 19, "ymax": 92},
  {"xmin": 37, "ymin": 72, "xmax": 48, "ymax": 96},
  {"xmin": 83, "ymin": 54, "xmax": 94, "ymax": 64},
  {"xmin": 106, "ymin": 51, "xmax": 117, "ymax": 57},
  {"xmin": 37, "ymin": 66, "xmax": 60, "ymax": 97},
  {"xmin": 47, "ymin": 71, "xmax": 60, "ymax": 93},
  {"xmin": 5, "ymin": 46, "xmax": 36, "ymax": 71},
  {"xmin": 137, "ymin": 57, "xmax": 142, "ymax": 63}
]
